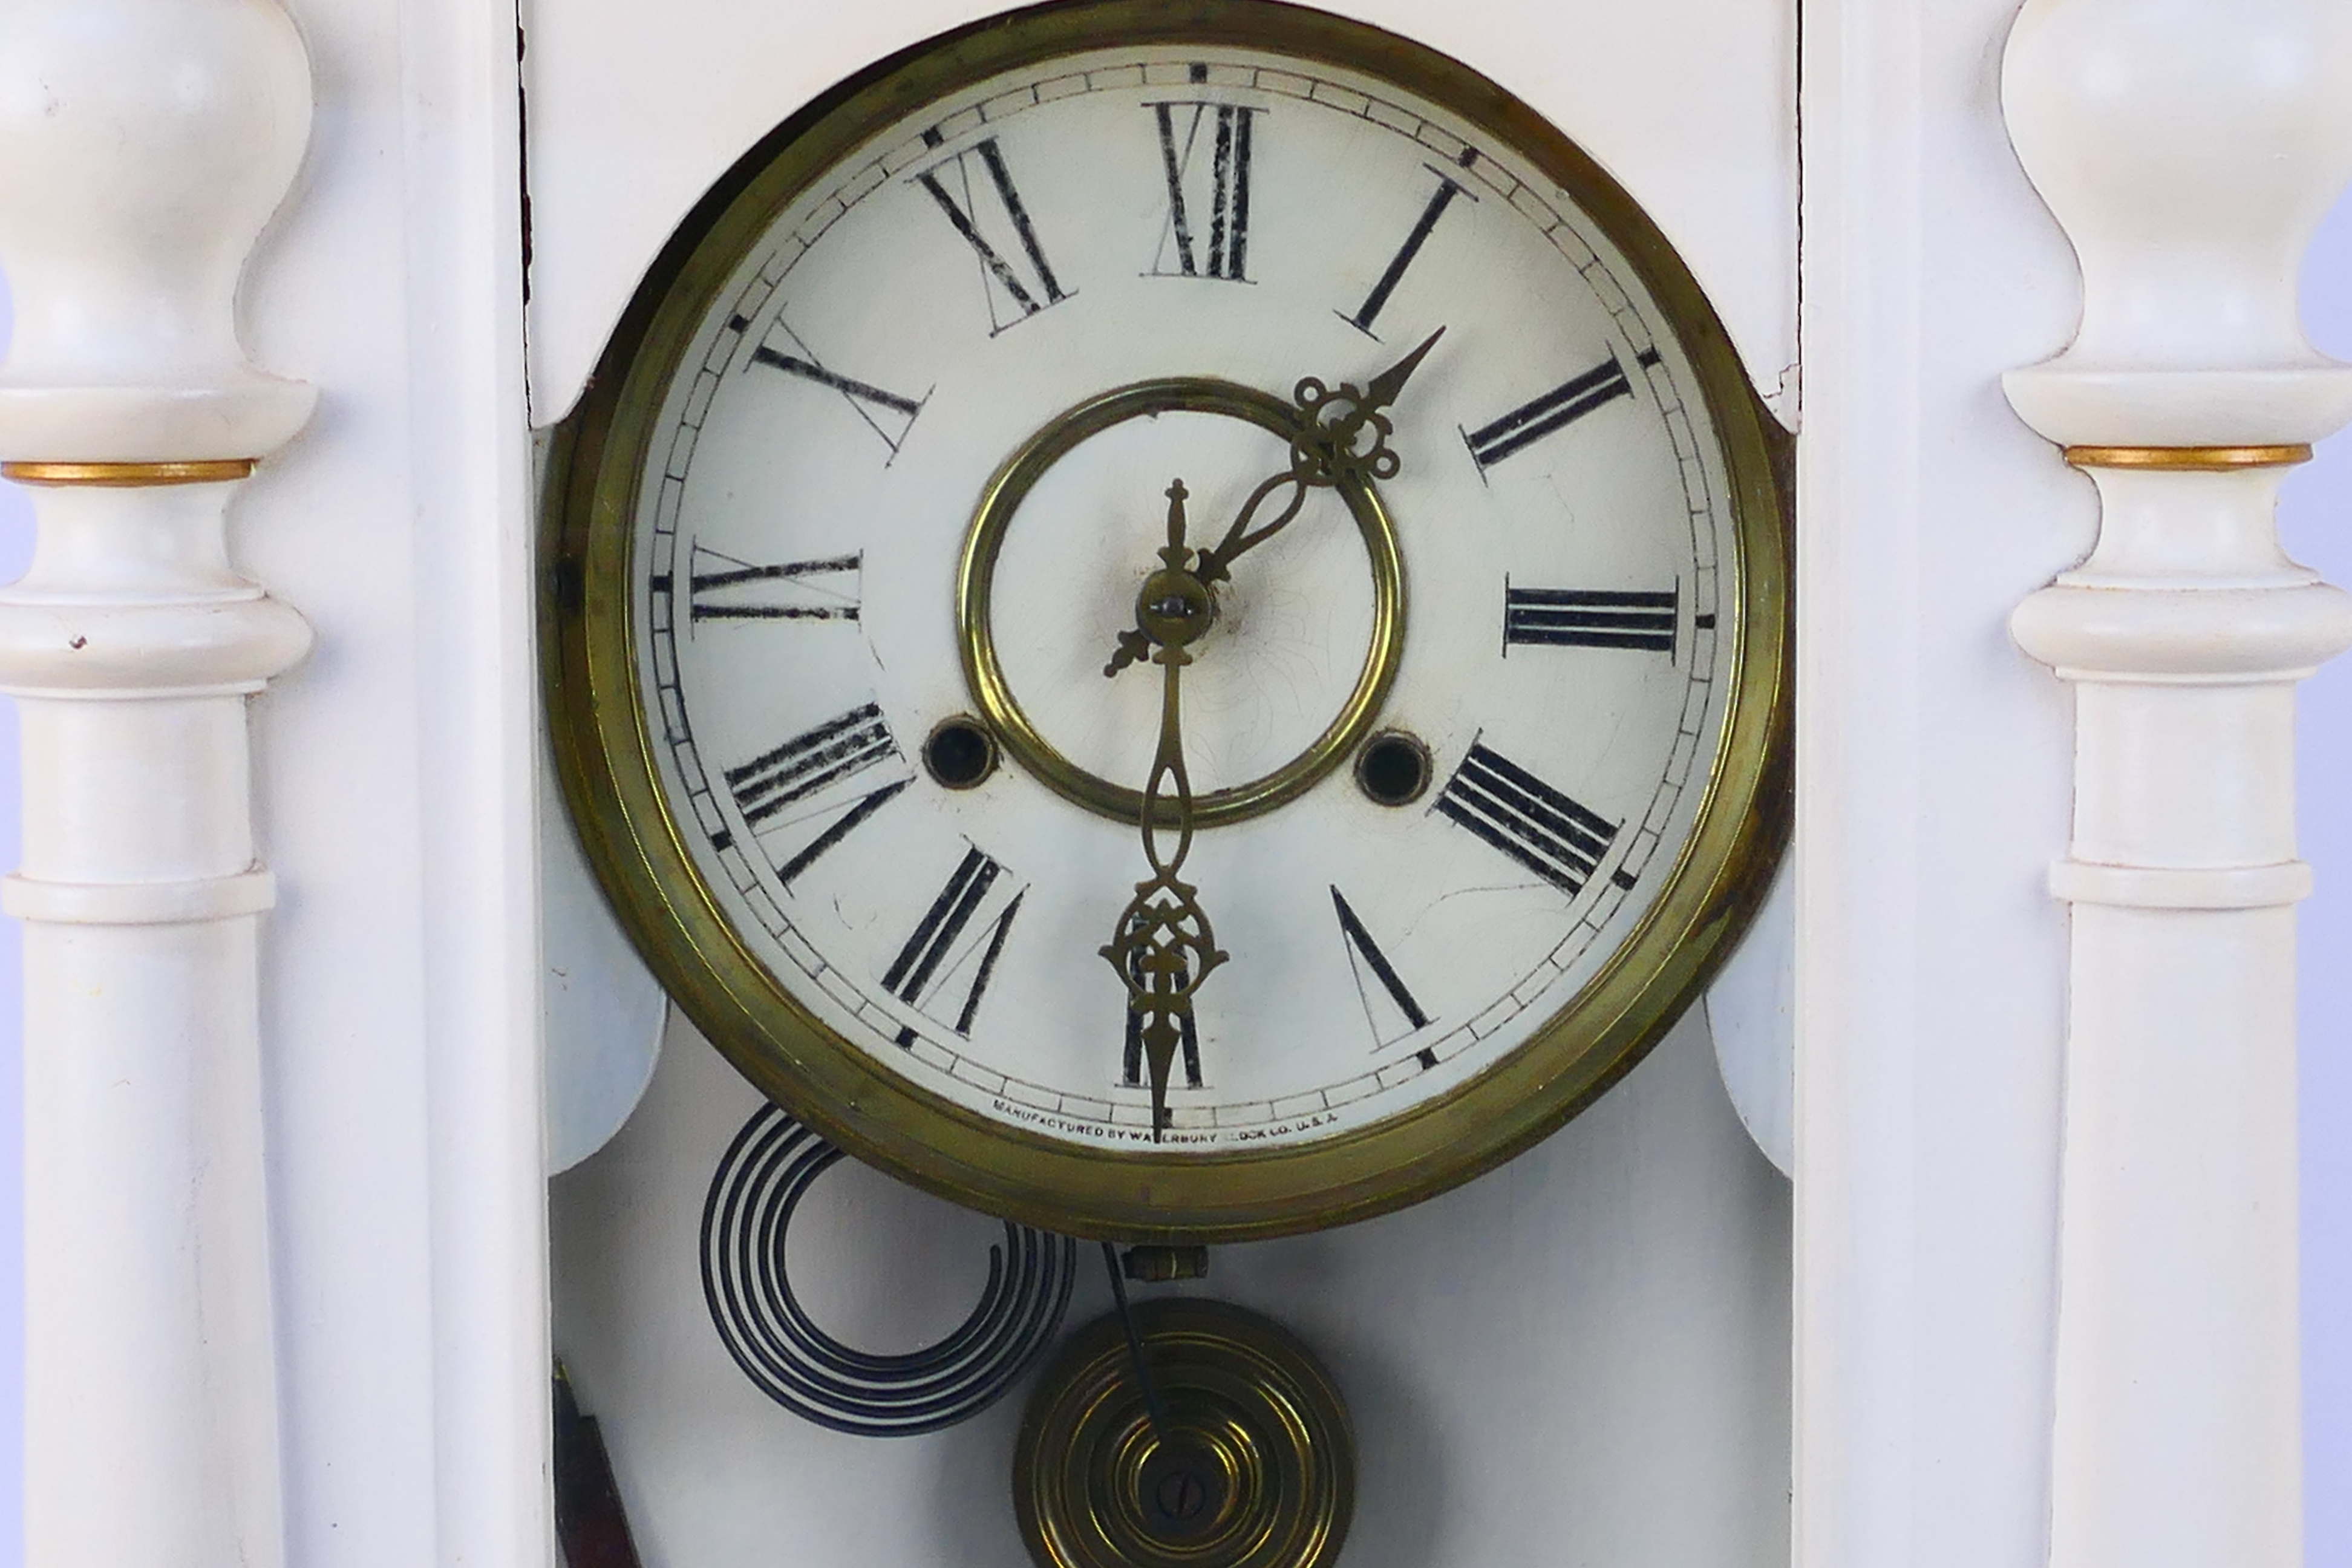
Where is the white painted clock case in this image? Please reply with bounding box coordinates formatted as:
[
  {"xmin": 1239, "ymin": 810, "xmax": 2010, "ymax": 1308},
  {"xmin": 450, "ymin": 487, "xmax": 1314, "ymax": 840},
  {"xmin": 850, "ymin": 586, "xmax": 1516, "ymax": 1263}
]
[{"xmin": 0, "ymin": 2, "xmax": 2342, "ymax": 1568}]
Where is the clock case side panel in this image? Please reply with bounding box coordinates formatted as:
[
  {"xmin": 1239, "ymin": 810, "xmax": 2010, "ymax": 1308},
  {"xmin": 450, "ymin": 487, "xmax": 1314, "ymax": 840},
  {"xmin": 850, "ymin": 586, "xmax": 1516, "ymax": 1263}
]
[{"xmin": 540, "ymin": 0, "xmax": 1794, "ymax": 1243}]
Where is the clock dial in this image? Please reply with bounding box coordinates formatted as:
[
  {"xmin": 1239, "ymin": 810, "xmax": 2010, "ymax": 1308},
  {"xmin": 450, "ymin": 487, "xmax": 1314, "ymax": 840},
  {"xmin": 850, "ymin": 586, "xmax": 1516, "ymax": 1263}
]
[{"xmin": 548, "ymin": 2, "xmax": 1789, "ymax": 1239}]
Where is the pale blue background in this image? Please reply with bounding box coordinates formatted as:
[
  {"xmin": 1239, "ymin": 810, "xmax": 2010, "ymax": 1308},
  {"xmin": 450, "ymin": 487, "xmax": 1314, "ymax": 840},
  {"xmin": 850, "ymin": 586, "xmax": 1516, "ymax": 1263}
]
[
  {"xmin": 0, "ymin": 194, "xmax": 2346, "ymax": 1564},
  {"xmin": 2290, "ymin": 186, "xmax": 2352, "ymax": 1564}
]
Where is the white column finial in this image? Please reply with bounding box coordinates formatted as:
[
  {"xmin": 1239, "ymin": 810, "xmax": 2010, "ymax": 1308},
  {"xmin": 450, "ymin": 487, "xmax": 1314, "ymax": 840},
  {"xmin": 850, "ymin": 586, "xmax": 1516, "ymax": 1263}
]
[
  {"xmin": 0, "ymin": 4, "xmax": 315, "ymax": 1568},
  {"xmin": 2001, "ymin": 5, "xmax": 2352, "ymax": 1568},
  {"xmin": 0, "ymin": 0, "xmax": 316, "ymax": 460},
  {"xmin": 2005, "ymin": 0, "xmax": 2352, "ymax": 444}
]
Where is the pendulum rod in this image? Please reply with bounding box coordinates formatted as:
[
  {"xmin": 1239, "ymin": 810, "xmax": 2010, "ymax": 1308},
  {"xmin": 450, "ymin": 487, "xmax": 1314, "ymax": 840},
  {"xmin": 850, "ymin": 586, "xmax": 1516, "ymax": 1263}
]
[{"xmin": 1101, "ymin": 1242, "xmax": 1174, "ymax": 1440}]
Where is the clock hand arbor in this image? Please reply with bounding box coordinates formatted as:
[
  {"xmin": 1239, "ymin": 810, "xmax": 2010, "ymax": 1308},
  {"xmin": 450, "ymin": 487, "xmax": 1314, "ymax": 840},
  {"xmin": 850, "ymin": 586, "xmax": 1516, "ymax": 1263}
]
[
  {"xmin": 1104, "ymin": 328, "xmax": 1442, "ymax": 678},
  {"xmin": 1100, "ymin": 480, "xmax": 1228, "ymax": 1142}
]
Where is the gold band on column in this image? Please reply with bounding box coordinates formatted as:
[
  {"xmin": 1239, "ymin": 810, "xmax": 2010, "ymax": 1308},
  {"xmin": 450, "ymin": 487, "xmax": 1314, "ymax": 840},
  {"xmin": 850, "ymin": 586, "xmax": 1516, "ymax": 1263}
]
[
  {"xmin": 2, "ymin": 460, "xmax": 258, "ymax": 488},
  {"xmin": 2063, "ymin": 445, "xmax": 2313, "ymax": 472}
]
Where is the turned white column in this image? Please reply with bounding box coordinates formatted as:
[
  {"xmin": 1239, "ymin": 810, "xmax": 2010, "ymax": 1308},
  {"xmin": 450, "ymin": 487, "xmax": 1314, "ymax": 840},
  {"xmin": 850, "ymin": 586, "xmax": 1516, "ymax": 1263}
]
[
  {"xmin": 0, "ymin": 5, "xmax": 315, "ymax": 1568},
  {"xmin": 2002, "ymin": 6, "xmax": 2352, "ymax": 1568}
]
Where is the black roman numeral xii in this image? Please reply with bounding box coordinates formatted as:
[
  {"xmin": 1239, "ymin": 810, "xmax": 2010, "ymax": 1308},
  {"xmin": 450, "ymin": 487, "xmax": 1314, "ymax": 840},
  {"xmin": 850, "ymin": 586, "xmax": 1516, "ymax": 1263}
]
[{"xmin": 1150, "ymin": 102, "xmax": 1255, "ymax": 281}]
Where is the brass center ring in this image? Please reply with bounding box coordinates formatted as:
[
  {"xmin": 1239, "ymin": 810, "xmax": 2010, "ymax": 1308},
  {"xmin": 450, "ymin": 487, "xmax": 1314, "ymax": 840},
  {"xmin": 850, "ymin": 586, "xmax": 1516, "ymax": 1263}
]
[{"xmin": 958, "ymin": 377, "xmax": 1406, "ymax": 829}]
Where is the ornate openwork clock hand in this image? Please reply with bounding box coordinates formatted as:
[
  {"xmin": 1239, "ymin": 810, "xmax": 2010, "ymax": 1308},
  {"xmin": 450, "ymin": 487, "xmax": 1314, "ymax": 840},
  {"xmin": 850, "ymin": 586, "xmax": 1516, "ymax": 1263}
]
[
  {"xmin": 1198, "ymin": 326, "xmax": 1442, "ymax": 583},
  {"xmin": 1097, "ymin": 336, "xmax": 1443, "ymax": 1133},
  {"xmin": 1101, "ymin": 482, "xmax": 1229, "ymax": 1141},
  {"xmin": 1103, "ymin": 328, "xmax": 1442, "ymax": 678}
]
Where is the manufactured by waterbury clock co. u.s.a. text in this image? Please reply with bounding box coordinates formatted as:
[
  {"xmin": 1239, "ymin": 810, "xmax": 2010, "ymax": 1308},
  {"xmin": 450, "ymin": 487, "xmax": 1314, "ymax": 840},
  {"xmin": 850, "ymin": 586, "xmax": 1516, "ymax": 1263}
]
[{"xmin": 544, "ymin": 0, "xmax": 1790, "ymax": 1252}]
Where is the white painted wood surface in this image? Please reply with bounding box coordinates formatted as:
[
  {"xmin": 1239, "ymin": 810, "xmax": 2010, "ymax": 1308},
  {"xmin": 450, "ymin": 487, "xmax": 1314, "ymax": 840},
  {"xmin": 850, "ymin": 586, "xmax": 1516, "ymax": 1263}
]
[
  {"xmin": 1709, "ymin": 860, "xmax": 1794, "ymax": 1175},
  {"xmin": 1792, "ymin": 9, "xmax": 2083, "ymax": 1568},
  {"xmin": 0, "ymin": 0, "xmax": 551, "ymax": 1564},
  {"xmin": 2001, "ymin": 7, "xmax": 2352, "ymax": 1568},
  {"xmin": 521, "ymin": 0, "xmax": 1798, "ymax": 425},
  {"xmin": 0, "ymin": 6, "xmax": 315, "ymax": 1568},
  {"xmin": 541, "ymin": 744, "xmax": 662, "ymax": 1175},
  {"xmin": 240, "ymin": 4, "xmax": 550, "ymax": 1567}
]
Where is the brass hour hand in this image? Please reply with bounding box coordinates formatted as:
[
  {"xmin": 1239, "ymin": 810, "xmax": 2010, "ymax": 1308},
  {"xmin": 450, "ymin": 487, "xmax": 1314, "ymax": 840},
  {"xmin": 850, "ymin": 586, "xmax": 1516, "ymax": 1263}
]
[{"xmin": 1106, "ymin": 478, "xmax": 1215, "ymax": 674}]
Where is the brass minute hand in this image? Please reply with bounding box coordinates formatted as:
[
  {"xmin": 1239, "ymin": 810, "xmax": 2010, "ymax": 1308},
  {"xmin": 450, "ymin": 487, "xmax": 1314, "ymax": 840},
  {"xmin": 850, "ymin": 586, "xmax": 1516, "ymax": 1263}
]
[
  {"xmin": 1104, "ymin": 328, "xmax": 1443, "ymax": 678},
  {"xmin": 1100, "ymin": 481, "xmax": 1227, "ymax": 1142}
]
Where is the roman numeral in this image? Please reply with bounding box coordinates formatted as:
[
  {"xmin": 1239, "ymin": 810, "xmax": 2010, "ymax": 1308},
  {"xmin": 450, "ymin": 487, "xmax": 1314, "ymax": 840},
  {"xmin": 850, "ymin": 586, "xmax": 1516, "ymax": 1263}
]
[
  {"xmin": 881, "ymin": 849, "xmax": 1024, "ymax": 1039},
  {"xmin": 913, "ymin": 136, "xmax": 1069, "ymax": 333},
  {"xmin": 686, "ymin": 544, "xmax": 860, "ymax": 623},
  {"xmin": 723, "ymin": 704, "xmax": 909, "ymax": 886},
  {"xmin": 1463, "ymin": 356, "xmax": 1633, "ymax": 469},
  {"xmin": 1124, "ymin": 1005, "xmax": 1203, "ymax": 1093},
  {"xmin": 1150, "ymin": 103, "xmax": 1255, "ymax": 281},
  {"xmin": 771, "ymin": 780, "xmax": 907, "ymax": 889},
  {"xmin": 746, "ymin": 318, "xmax": 926, "ymax": 457},
  {"xmin": 1436, "ymin": 743, "xmax": 1619, "ymax": 896},
  {"xmin": 727, "ymin": 704, "xmax": 894, "ymax": 828},
  {"xmin": 1343, "ymin": 162, "xmax": 1477, "ymax": 338},
  {"xmin": 1331, "ymin": 887, "xmax": 1431, "ymax": 1048},
  {"xmin": 1503, "ymin": 584, "xmax": 1676, "ymax": 654},
  {"xmin": 950, "ymin": 892, "xmax": 1022, "ymax": 1034},
  {"xmin": 1114, "ymin": 909, "xmax": 1204, "ymax": 1091}
]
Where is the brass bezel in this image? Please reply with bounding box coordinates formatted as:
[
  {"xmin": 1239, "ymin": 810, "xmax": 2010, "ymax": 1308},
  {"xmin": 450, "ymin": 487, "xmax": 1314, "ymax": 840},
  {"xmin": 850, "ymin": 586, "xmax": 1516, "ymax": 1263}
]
[
  {"xmin": 959, "ymin": 376, "xmax": 1404, "ymax": 828},
  {"xmin": 542, "ymin": 0, "xmax": 1795, "ymax": 1242}
]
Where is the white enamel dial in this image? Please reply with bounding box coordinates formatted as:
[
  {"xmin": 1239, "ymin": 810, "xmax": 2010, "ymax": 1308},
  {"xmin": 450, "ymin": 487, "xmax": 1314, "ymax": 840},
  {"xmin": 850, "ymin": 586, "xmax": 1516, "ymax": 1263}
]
[{"xmin": 554, "ymin": 15, "xmax": 1787, "ymax": 1233}]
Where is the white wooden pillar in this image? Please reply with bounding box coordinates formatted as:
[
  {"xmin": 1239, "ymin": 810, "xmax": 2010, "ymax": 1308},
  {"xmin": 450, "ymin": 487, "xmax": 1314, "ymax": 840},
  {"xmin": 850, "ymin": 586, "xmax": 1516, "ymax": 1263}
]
[
  {"xmin": 0, "ymin": 4, "xmax": 316, "ymax": 1568},
  {"xmin": 2002, "ymin": 5, "xmax": 2352, "ymax": 1567}
]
